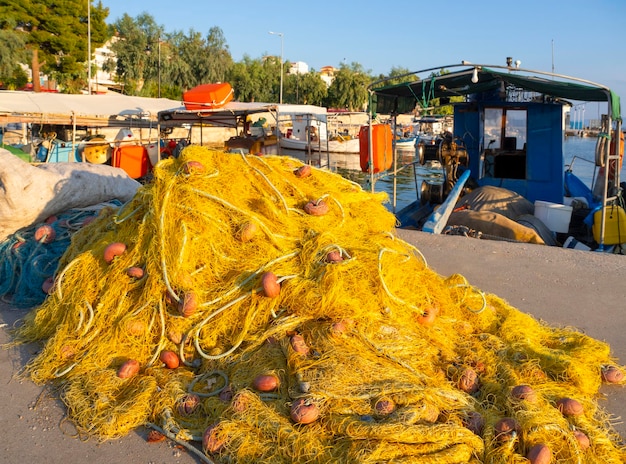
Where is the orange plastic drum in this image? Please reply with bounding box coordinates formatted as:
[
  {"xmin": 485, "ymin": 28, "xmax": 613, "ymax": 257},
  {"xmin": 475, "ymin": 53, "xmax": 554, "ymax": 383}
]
[{"xmin": 358, "ymin": 124, "xmax": 393, "ymax": 173}]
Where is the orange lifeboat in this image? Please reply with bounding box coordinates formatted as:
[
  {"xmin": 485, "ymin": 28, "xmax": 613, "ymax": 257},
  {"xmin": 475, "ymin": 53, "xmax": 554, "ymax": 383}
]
[{"xmin": 183, "ymin": 83, "xmax": 234, "ymax": 110}]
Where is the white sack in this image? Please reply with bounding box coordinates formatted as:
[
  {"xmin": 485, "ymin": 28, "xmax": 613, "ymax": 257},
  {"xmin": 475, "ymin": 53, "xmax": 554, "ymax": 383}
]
[{"xmin": 0, "ymin": 149, "xmax": 140, "ymax": 241}]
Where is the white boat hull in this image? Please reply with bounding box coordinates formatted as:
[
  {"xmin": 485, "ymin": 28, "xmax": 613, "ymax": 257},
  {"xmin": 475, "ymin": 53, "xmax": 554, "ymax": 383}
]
[
  {"xmin": 395, "ymin": 137, "xmax": 417, "ymax": 149},
  {"xmin": 279, "ymin": 137, "xmax": 360, "ymax": 154}
]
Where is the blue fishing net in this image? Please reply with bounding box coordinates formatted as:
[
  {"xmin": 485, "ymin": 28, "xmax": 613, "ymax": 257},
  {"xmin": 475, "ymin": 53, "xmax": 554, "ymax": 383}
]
[{"xmin": 0, "ymin": 202, "xmax": 121, "ymax": 308}]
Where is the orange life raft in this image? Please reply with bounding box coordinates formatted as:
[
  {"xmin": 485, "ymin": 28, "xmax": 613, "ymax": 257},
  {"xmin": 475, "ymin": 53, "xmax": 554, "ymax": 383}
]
[{"xmin": 183, "ymin": 83, "xmax": 234, "ymax": 111}]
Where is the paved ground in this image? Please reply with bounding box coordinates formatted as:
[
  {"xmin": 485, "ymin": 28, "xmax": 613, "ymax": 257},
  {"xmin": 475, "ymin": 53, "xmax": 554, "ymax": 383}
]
[{"xmin": 1, "ymin": 230, "xmax": 625, "ymax": 463}]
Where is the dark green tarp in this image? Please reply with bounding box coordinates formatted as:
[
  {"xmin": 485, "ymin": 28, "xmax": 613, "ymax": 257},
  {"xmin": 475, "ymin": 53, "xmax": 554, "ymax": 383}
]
[{"xmin": 370, "ymin": 67, "xmax": 621, "ymax": 120}]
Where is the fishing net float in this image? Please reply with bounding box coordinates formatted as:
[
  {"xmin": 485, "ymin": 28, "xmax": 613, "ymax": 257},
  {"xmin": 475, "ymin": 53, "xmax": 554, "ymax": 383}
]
[{"xmin": 10, "ymin": 146, "xmax": 626, "ymax": 463}]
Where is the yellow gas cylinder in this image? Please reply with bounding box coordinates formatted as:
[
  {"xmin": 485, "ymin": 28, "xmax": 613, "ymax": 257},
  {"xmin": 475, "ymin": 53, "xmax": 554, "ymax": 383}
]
[
  {"xmin": 83, "ymin": 136, "xmax": 112, "ymax": 164},
  {"xmin": 593, "ymin": 205, "xmax": 626, "ymax": 245}
]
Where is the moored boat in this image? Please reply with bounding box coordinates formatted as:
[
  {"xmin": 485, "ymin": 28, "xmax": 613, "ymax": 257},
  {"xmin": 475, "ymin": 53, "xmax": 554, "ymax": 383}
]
[
  {"xmin": 277, "ymin": 104, "xmax": 361, "ymax": 154},
  {"xmin": 367, "ymin": 60, "xmax": 624, "ymax": 252}
]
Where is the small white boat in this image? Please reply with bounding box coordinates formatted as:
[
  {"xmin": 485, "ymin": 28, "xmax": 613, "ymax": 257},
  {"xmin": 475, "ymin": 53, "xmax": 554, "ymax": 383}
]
[
  {"xmin": 394, "ymin": 135, "xmax": 417, "ymax": 150},
  {"xmin": 277, "ymin": 104, "xmax": 360, "ymax": 154},
  {"xmin": 280, "ymin": 133, "xmax": 360, "ymax": 153}
]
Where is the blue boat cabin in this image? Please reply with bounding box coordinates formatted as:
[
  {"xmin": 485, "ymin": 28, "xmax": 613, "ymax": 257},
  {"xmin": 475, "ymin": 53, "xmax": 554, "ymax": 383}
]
[{"xmin": 454, "ymin": 99, "xmax": 565, "ymax": 204}]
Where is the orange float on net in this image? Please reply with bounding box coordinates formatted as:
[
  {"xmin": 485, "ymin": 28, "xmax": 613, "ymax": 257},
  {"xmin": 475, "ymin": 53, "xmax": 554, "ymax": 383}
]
[
  {"xmin": 601, "ymin": 365, "xmax": 624, "ymax": 383},
  {"xmin": 126, "ymin": 266, "xmax": 145, "ymax": 279},
  {"xmin": 104, "ymin": 242, "xmax": 127, "ymax": 264},
  {"xmin": 177, "ymin": 393, "xmax": 201, "ymax": 416},
  {"xmin": 239, "ymin": 221, "xmax": 258, "ymax": 242},
  {"xmin": 290, "ymin": 333, "xmax": 310, "ymax": 356},
  {"xmin": 42, "ymin": 276, "xmax": 55, "ymax": 294},
  {"xmin": 261, "ymin": 272, "xmax": 280, "ymax": 298},
  {"xmin": 304, "ymin": 199, "xmax": 329, "ymax": 216},
  {"xmin": 511, "ymin": 384, "xmax": 537, "ymax": 403},
  {"xmin": 526, "ymin": 444, "xmax": 552, "ymax": 464},
  {"xmin": 325, "ymin": 250, "xmax": 343, "ymax": 263},
  {"xmin": 290, "ymin": 398, "xmax": 320, "ymax": 424},
  {"xmin": 494, "ymin": 417, "xmax": 520, "ymax": 441},
  {"xmin": 182, "ymin": 160, "xmax": 205, "ymax": 174},
  {"xmin": 117, "ymin": 359, "xmax": 140, "ymax": 379},
  {"xmin": 252, "ymin": 373, "xmax": 280, "ymax": 392},
  {"xmin": 374, "ymin": 397, "xmax": 395, "ymax": 416},
  {"xmin": 202, "ymin": 423, "xmax": 225, "ymax": 454},
  {"xmin": 556, "ymin": 397, "xmax": 584, "ymax": 416},
  {"xmin": 417, "ymin": 306, "xmax": 439, "ymax": 327},
  {"xmin": 178, "ymin": 291, "xmax": 198, "ymax": 317},
  {"xmin": 159, "ymin": 350, "xmax": 180, "ymax": 369},
  {"xmin": 294, "ymin": 165, "xmax": 312, "ymax": 178},
  {"xmin": 34, "ymin": 224, "xmax": 56, "ymax": 244}
]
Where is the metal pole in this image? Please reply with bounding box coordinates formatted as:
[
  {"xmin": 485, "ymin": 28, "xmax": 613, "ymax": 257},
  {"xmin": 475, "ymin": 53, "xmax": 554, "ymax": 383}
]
[
  {"xmin": 87, "ymin": 0, "xmax": 91, "ymax": 94},
  {"xmin": 157, "ymin": 37, "xmax": 161, "ymax": 98},
  {"xmin": 280, "ymin": 34, "xmax": 283, "ymax": 104}
]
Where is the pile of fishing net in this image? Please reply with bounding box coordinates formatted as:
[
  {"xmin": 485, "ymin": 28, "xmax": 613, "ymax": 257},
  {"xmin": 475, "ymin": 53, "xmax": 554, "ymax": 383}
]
[{"xmin": 12, "ymin": 146, "xmax": 626, "ymax": 463}]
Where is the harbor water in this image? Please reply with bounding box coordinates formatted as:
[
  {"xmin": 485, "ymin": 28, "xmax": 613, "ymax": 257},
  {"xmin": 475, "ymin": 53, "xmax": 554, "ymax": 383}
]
[{"xmin": 306, "ymin": 136, "xmax": 624, "ymax": 214}]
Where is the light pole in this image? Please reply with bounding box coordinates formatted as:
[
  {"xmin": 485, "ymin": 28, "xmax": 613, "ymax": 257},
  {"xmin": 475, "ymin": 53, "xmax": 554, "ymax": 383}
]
[
  {"xmin": 87, "ymin": 0, "xmax": 91, "ymax": 94},
  {"xmin": 269, "ymin": 31, "xmax": 283, "ymax": 104},
  {"xmin": 157, "ymin": 39, "xmax": 161, "ymax": 98}
]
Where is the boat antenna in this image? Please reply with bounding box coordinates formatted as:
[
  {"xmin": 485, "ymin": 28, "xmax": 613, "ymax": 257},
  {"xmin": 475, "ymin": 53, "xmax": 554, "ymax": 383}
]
[{"xmin": 551, "ymin": 39, "xmax": 555, "ymax": 75}]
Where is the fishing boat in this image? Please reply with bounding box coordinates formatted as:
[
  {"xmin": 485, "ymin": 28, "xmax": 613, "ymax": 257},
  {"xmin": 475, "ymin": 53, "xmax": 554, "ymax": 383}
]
[
  {"xmin": 277, "ymin": 105, "xmax": 361, "ymax": 154},
  {"xmin": 366, "ymin": 59, "xmax": 624, "ymax": 252}
]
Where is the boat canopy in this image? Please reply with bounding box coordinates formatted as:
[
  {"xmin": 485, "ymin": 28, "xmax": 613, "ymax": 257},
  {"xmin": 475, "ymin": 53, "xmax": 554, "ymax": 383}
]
[
  {"xmin": 157, "ymin": 102, "xmax": 329, "ymax": 128},
  {"xmin": 369, "ymin": 64, "xmax": 621, "ymax": 120},
  {"xmin": 0, "ymin": 90, "xmax": 182, "ymax": 127},
  {"xmin": 158, "ymin": 102, "xmax": 279, "ymax": 128}
]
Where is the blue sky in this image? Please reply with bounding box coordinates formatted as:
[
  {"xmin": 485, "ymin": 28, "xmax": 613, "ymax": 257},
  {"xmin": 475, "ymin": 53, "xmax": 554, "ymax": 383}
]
[{"xmin": 102, "ymin": 0, "xmax": 626, "ymax": 112}]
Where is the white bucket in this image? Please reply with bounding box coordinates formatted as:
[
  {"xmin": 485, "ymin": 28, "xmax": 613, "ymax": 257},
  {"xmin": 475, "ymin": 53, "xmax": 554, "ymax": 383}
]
[
  {"xmin": 146, "ymin": 143, "xmax": 159, "ymax": 166},
  {"xmin": 534, "ymin": 200, "xmax": 573, "ymax": 233},
  {"xmin": 114, "ymin": 128, "xmax": 137, "ymax": 146},
  {"xmin": 563, "ymin": 236, "xmax": 591, "ymax": 251}
]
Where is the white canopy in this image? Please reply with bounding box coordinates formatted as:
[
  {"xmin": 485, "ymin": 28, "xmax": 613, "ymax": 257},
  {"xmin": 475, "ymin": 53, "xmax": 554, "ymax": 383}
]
[{"xmin": 0, "ymin": 90, "xmax": 182, "ymax": 127}]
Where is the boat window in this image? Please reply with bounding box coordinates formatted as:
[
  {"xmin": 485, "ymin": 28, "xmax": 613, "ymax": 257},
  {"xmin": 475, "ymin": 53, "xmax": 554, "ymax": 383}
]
[
  {"xmin": 484, "ymin": 108, "xmax": 527, "ymax": 150},
  {"xmin": 484, "ymin": 108, "xmax": 503, "ymax": 150},
  {"xmin": 483, "ymin": 107, "xmax": 528, "ymax": 179},
  {"xmin": 505, "ymin": 110, "xmax": 527, "ymax": 151}
]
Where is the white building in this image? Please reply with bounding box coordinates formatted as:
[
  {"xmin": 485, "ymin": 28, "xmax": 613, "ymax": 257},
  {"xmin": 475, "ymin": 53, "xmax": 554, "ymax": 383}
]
[
  {"xmin": 288, "ymin": 61, "xmax": 309, "ymax": 75},
  {"xmin": 89, "ymin": 37, "xmax": 120, "ymax": 93}
]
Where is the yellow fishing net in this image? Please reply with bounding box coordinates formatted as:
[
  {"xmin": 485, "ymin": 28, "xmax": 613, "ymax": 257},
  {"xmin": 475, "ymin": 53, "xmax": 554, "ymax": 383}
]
[{"xmin": 13, "ymin": 146, "xmax": 626, "ymax": 463}]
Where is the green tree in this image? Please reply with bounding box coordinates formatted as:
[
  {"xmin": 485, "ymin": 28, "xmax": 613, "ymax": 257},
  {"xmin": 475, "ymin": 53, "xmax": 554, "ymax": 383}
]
[
  {"xmin": 284, "ymin": 71, "xmax": 327, "ymax": 105},
  {"xmin": 373, "ymin": 66, "xmax": 417, "ymax": 87},
  {"xmin": 0, "ymin": 0, "xmax": 109, "ymax": 93},
  {"xmin": 0, "ymin": 28, "xmax": 28, "ymax": 89},
  {"xmin": 325, "ymin": 62, "xmax": 371, "ymax": 111},
  {"xmin": 109, "ymin": 13, "xmax": 232, "ymax": 98},
  {"xmin": 109, "ymin": 13, "xmax": 161, "ymax": 95},
  {"xmin": 168, "ymin": 26, "xmax": 233, "ymax": 93},
  {"xmin": 263, "ymin": 54, "xmax": 284, "ymax": 103},
  {"xmin": 226, "ymin": 55, "xmax": 279, "ymax": 103},
  {"xmin": 227, "ymin": 56, "xmax": 262, "ymax": 102}
]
